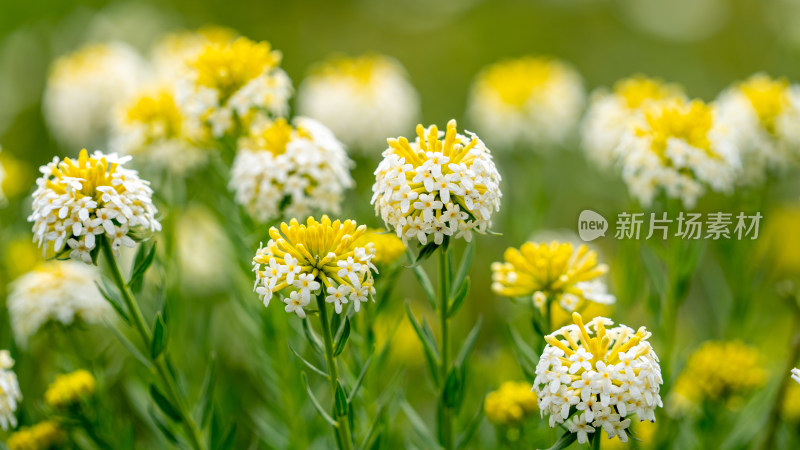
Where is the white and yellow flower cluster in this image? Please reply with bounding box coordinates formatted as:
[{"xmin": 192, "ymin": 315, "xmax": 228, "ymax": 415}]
[
  {"xmin": 252, "ymin": 216, "xmax": 377, "ymax": 317},
  {"xmin": 716, "ymin": 73, "xmax": 800, "ymax": 183},
  {"xmin": 0, "ymin": 350, "xmax": 22, "ymax": 431},
  {"xmin": 7, "ymin": 261, "xmax": 112, "ymax": 346},
  {"xmin": 150, "ymin": 27, "xmax": 238, "ymax": 82},
  {"xmin": 29, "ymin": 149, "xmax": 161, "ymax": 263},
  {"xmin": 298, "ymin": 54, "xmax": 420, "ymax": 151},
  {"xmin": 372, "ymin": 120, "xmax": 502, "ymax": 246},
  {"xmin": 492, "ymin": 241, "xmax": 615, "ymax": 312},
  {"xmin": 618, "ymin": 98, "xmax": 740, "ymax": 208},
  {"xmin": 43, "ymin": 42, "xmax": 148, "ymax": 148},
  {"xmin": 582, "ymin": 75, "xmax": 685, "ymax": 168},
  {"xmin": 176, "ymin": 37, "xmax": 292, "ymax": 137},
  {"xmin": 230, "ymin": 117, "xmax": 354, "ymax": 222},
  {"xmin": 534, "ymin": 313, "xmax": 662, "ymax": 444},
  {"xmin": 111, "ymin": 86, "xmax": 211, "ymax": 174},
  {"xmin": 467, "ymin": 56, "xmax": 584, "ymax": 149}
]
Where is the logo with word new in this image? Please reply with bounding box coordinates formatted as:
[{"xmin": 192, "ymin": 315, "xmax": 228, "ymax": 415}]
[{"xmin": 578, "ymin": 210, "xmax": 608, "ymax": 242}]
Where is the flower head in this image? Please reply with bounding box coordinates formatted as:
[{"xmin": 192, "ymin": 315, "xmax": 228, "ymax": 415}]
[
  {"xmin": 6, "ymin": 421, "xmax": 64, "ymax": 450},
  {"xmin": 619, "ymin": 98, "xmax": 740, "ymax": 208},
  {"xmin": 534, "ymin": 313, "xmax": 662, "ymax": 444},
  {"xmin": 0, "ymin": 350, "xmax": 22, "ymax": 431},
  {"xmin": 230, "ymin": 117, "xmax": 354, "ymax": 222},
  {"xmin": 8, "ymin": 261, "xmax": 112, "ymax": 346},
  {"xmin": 297, "ymin": 53, "xmax": 421, "ymax": 151},
  {"xmin": 112, "ymin": 86, "xmax": 211, "ymax": 173},
  {"xmin": 372, "ymin": 120, "xmax": 502, "ymax": 246},
  {"xmin": 492, "ymin": 241, "xmax": 614, "ymax": 313},
  {"xmin": 177, "ymin": 37, "xmax": 292, "ymax": 137},
  {"xmin": 716, "ymin": 73, "xmax": 800, "ymax": 184},
  {"xmin": 669, "ymin": 341, "xmax": 765, "ymax": 414},
  {"xmin": 45, "ymin": 370, "xmax": 97, "ymax": 408},
  {"xmin": 252, "ymin": 216, "xmax": 377, "ymax": 316},
  {"xmin": 353, "ymin": 228, "xmax": 406, "ymax": 266},
  {"xmin": 151, "ymin": 27, "xmax": 238, "ymax": 81},
  {"xmin": 28, "ymin": 149, "xmax": 160, "ymax": 263},
  {"xmin": 582, "ymin": 75, "xmax": 685, "ymax": 168},
  {"xmin": 43, "ymin": 42, "xmax": 147, "ymax": 148},
  {"xmin": 467, "ymin": 56, "xmax": 584, "ymax": 149},
  {"xmin": 485, "ymin": 381, "xmax": 538, "ymax": 425}
]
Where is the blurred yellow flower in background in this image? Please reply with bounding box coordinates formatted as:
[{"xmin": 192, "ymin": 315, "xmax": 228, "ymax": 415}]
[
  {"xmin": 297, "ymin": 53, "xmax": 420, "ymax": 151},
  {"xmin": 582, "ymin": 75, "xmax": 685, "ymax": 168},
  {"xmin": 42, "ymin": 42, "xmax": 148, "ymax": 148},
  {"xmin": 467, "ymin": 56, "xmax": 584, "ymax": 149},
  {"xmin": 670, "ymin": 341, "xmax": 766, "ymax": 414},
  {"xmin": 45, "ymin": 369, "xmax": 96, "ymax": 408},
  {"xmin": 484, "ymin": 381, "xmax": 538, "ymax": 425},
  {"xmin": 6, "ymin": 420, "xmax": 64, "ymax": 450},
  {"xmin": 151, "ymin": 27, "xmax": 237, "ymax": 80},
  {"xmin": 492, "ymin": 241, "xmax": 614, "ymax": 313},
  {"xmin": 3, "ymin": 237, "xmax": 42, "ymax": 280},
  {"xmin": 760, "ymin": 204, "xmax": 800, "ymax": 277},
  {"xmin": 781, "ymin": 380, "xmax": 800, "ymax": 423},
  {"xmin": 354, "ymin": 228, "xmax": 406, "ymax": 266}
]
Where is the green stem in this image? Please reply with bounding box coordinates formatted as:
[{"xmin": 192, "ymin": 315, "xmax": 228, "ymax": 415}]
[
  {"xmin": 762, "ymin": 311, "xmax": 800, "ymax": 450},
  {"xmin": 102, "ymin": 243, "xmax": 206, "ymax": 450},
  {"xmin": 438, "ymin": 248, "xmax": 454, "ymax": 450},
  {"xmin": 316, "ymin": 292, "xmax": 354, "ymax": 450}
]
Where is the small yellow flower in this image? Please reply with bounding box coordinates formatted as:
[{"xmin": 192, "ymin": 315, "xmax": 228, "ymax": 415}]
[
  {"xmin": 670, "ymin": 341, "xmax": 766, "ymax": 414},
  {"xmin": 484, "ymin": 381, "xmax": 538, "ymax": 425},
  {"xmin": 252, "ymin": 216, "xmax": 377, "ymax": 316},
  {"xmin": 45, "ymin": 369, "xmax": 96, "ymax": 408},
  {"xmin": 491, "ymin": 241, "xmax": 614, "ymax": 313},
  {"xmin": 6, "ymin": 420, "xmax": 64, "ymax": 450},
  {"xmin": 354, "ymin": 228, "xmax": 406, "ymax": 266},
  {"xmin": 782, "ymin": 380, "xmax": 800, "ymax": 423}
]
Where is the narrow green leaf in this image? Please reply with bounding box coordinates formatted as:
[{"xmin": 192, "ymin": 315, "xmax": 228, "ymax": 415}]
[
  {"xmin": 334, "ymin": 381, "xmax": 349, "ymax": 417},
  {"xmin": 405, "ymin": 303, "xmax": 440, "ymax": 385},
  {"xmin": 348, "ymin": 354, "xmax": 373, "ymax": 403},
  {"xmin": 546, "ymin": 431, "xmax": 578, "ymax": 450},
  {"xmin": 302, "ymin": 318, "xmax": 324, "ymax": 355},
  {"xmin": 213, "ymin": 423, "xmax": 236, "ymax": 450},
  {"xmin": 455, "ymin": 317, "xmax": 483, "ymax": 370},
  {"xmin": 359, "ymin": 395, "xmax": 387, "ymax": 450},
  {"xmin": 400, "ymin": 400, "xmax": 438, "ymax": 447},
  {"xmin": 129, "ymin": 241, "xmax": 157, "ymax": 290},
  {"xmin": 150, "ymin": 385, "xmax": 182, "ymax": 423},
  {"xmin": 197, "ymin": 354, "xmax": 217, "ymax": 427},
  {"xmin": 150, "ymin": 313, "xmax": 167, "ymax": 359},
  {"xmin": 509, "ymin": 327, "xmax": 539, "ymax": 368},
  {"xmin": 148, "ymin": 407, "xmax": 178, "ymax": 444},
  {"xmin": 407, "ymin": 249, "xmax": 437, "ymax": 309},
  {"xmin": 452, "ymin": 240, "xmax": 475, "ymax": 295},
  {"xmin": 442, "ymin": 368, "xmax": 462, "ymax": 409},
  {"xmin": 289, "ymin": 342, "xmax": 329, "ymax": 377},
  {"xmin": 96, "ymin": 280, "xmax": 130, "ymax": 325},
  {"xmin": 447, "ymin": 277, "xmax": 470, "ymax": 318},
  {"xmin": 333, "ymin": 317, "xmax": 351, "ymax": 357},
  {"xmin": 108, "ymin": 325, "xmax": 151, "ymax": 368},
  {"xmin": 407, "ymin": 242, "xmax": 439, "ymax": 268},
  {"xmin": 301, "ymin": 372, "xmax": 337, "ymax": 426},
  {"xmin": 456, "ymin": 401, "xmax": 484, "ymax": 449}
]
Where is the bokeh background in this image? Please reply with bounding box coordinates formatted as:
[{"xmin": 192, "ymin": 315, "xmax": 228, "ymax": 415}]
[{"xmin": 3, "ymin": 0, "xmax": 800, "ymax": 448}]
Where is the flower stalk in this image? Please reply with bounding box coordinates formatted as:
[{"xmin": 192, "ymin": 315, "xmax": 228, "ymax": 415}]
[
  {"xmin": 315, "ymin": 291, "xmax": 354, "ymax": 450},
  {"xmin": 101, "ymin": 242, "xmax": 206, "ymax": 450},
  {"xmin": 438, "ymin": 247, "xmax": 454, "ymax": 450}
]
